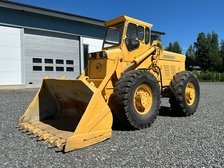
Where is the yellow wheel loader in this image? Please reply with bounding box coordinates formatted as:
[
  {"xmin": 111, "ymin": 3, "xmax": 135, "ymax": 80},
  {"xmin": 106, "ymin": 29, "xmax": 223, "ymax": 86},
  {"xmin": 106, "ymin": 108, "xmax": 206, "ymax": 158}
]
[{"xmin": 17, "ymin": 16, "xmax": 200, "ymax": 152}]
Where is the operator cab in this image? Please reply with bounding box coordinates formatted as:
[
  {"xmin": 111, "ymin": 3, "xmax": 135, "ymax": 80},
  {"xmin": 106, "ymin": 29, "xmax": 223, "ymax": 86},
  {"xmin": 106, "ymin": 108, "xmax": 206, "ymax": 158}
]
[{"xmin": 103, "ymin": 16, "xmax": 152, "ymax": 53}]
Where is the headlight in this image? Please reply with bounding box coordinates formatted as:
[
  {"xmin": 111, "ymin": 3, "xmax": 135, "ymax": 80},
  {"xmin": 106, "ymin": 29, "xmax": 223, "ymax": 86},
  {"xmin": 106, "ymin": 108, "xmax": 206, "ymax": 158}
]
[
  {"xmin": 88, "ymin": 53, "xmax": 97, "ymax": 59},
  {"xmin": 89, "ymin": 51, "xmax": 107, "ymax": 59},
  {"xmin": 88, "ymin": 53, "xmax": 92, "ymax": 59},
  {"xmin": 99, "ymin": 51, "xmax": 107, "ymax": 58}
]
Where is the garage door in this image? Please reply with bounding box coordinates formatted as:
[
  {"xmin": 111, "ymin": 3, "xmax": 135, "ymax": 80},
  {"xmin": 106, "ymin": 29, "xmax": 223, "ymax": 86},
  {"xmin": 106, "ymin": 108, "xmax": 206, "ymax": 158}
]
[
  {"xmin": 24, "ymin": 29, "xmax": 80, "ymax": 88},
  {"xmin": 0, "ymin": 25, "xmax": 22, "ymax": 85}
]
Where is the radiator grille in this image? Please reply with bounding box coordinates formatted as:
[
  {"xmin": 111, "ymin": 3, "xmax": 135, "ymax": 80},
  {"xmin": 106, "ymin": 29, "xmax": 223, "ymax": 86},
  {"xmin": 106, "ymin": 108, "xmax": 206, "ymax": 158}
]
[
  {"xmin": 164, "ymin": 65, "xmax": 170, "ymax": 76},
  {"xmin": 171, "ymin": 66, "xmax": 176, "ymax": 76}
]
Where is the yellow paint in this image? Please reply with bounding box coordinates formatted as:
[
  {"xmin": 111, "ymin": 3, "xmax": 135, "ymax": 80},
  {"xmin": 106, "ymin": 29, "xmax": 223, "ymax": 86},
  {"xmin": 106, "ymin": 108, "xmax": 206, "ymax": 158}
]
[
  {"xmin": 18, "ymin": 15, "xmax": 186, "ymax": 152},
  {"xmin": 133, "ymin": 84, "xmax": 153, "ymax": 115},
  {"xmin": 104, "ymin": 15, "xmax": 152, "ymax": 28},
  {"xmin": 185, "ymin": 82, "xmax": 196, "ymax": 106},
  {"xmin": 157, "ymin": 51, "xmax": 185, "ymax": 86}
]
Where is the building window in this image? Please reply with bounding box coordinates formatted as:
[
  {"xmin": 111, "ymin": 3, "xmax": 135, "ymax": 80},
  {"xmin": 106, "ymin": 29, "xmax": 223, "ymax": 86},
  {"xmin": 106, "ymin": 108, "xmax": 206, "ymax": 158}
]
[
  {"xmin": 56, "ymin": 67, "xmax": 64, "ymax": 71},
  {"xmin": 33, "ymin": 66, "xmax": 42, "ymax": 71},
  {"xmin": 83, "ymin": 44, "xmax": 89, "ymax": 69},
  {"xmin": 66, "ymin": 67, "xmax": 74, "ymax": 72},
  {"xmin": 33, "ymin": 58, "xmax": 42, "ymax": 63},
  {"xmin": 45, "ymin": 59, "xmax": 53, "ymax": 64},
  {"xmin": 66, "ymin": 60, "xmax": 74, "ymax": 65},
  {"xmin": 45, "ymin": 66, "xmax": 54, "ymax": 71},
  {"xmin": 56, "ymin": 59, "xmax": 64, "ymax": 64}
]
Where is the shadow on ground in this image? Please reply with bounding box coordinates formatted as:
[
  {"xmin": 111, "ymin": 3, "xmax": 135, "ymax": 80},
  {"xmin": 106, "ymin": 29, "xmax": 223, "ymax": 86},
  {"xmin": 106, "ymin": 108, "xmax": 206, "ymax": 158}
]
[
  {"xmin": 158, "ymin": 106, "xmax": 184, "ymax": 117},
  {"xmin": 112, "ymin": 106, "xmax": 183, "ymax": 131}
]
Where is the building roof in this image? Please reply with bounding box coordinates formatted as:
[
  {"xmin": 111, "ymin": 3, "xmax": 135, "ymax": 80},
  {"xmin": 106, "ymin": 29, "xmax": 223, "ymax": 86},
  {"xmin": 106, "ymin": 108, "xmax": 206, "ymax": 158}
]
[
  {"xmin": 152, "ymin": 30, "xmax": 165, "ymax": 36},
  {"xmin": 0, "ymin": 0, "xmax": 165, "ymax": 35},
  {"xmin": 0, "ymin": 0, "xmax": 104, "ymax": 26}
]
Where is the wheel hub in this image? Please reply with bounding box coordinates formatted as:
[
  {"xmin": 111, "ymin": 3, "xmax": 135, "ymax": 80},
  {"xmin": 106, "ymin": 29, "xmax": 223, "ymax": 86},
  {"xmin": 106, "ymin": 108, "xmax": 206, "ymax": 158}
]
[
  {"xmin": 185, "ymin": 82, "xmax": 196, "ymax": 106},
  {"xmin": 133, "ymin": 84, "xmax": 153, "ymax": 115}
]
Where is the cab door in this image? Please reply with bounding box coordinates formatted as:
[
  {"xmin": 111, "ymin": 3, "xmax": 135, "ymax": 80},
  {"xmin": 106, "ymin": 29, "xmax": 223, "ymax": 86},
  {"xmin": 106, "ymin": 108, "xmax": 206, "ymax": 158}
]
[{"xmin": 122, "ymin": 23, "xmax": 151, "ymax": 63}]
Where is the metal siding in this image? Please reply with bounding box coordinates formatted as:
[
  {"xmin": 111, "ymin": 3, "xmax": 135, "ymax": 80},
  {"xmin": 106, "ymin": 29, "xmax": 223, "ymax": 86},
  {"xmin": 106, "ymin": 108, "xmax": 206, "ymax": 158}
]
[
  {"xmin": 82, "ymin": 37, "xmax": 103, "ymax": 53},
  {"xmin": 0, "ymin": 7, "xmax": 105, "ymax": 39},
  {"xmin": 24, "ymin": 29, "xmax": 80, "ymax": 88},
  {"xmin": 20, "ymin": 28, "xmax": 25, "ymax": 85},
  {"xmin": 0, "ymin": 25, "xmax": 22, "ymax": 85},
  {"xmin": 80, "ymin": 37, "xmax": 103, "ymax": 72},
  {"xmin": 0, "ymin": 1, "xmax": 104, "ymax": 26}
]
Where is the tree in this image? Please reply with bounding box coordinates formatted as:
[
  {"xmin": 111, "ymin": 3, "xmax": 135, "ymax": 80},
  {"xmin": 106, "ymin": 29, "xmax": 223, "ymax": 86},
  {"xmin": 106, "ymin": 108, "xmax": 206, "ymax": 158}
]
[
  {"xmin": 220, "ymin": 40, "xmax": 224, "ymax": 72},
  {"xmin": 210, "ymin": 32, "xmax": 222, "ymax": 71},
  {"xmin": 185, "ymin": 44, "xmax": 196, "ymax": 70},
  {"xmin": 194, "ymin": 32, "xmax": 222, "ymax": 71},
  {"xmin": 166, "ymin": 41, "xmax": 182, "ymax": 54},
  {"xmin": 194, "ymin": 32, "xmax": 208, "ymax": 71},
  {"xmin": 166, "ymin": 42, "xmax": 173, "ymax": 51}
]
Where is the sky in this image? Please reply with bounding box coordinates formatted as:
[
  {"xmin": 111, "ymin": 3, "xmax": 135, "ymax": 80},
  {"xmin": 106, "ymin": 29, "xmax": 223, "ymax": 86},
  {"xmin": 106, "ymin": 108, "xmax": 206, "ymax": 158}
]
[{"xmin": 12, "ymin": 0, "xmax": 224, "ymax": 53}]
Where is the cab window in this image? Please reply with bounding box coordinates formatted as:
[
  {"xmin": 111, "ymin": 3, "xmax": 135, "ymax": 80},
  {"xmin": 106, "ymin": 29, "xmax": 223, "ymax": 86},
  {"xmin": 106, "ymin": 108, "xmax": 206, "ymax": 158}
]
[
  {"xmin": 137, "ymin": 26, "xmax": 144, "ymax": 41},
  {"xmin": 103, "ymin": 22, "xmax": 124, "ymax": 49},
  {"xmin": 126, "ymin": 23, "xmax": 139, "ymax": 51},
  {"xmin": 145, "ymin": 27, "xmax": 150, "ymax": 44},
  {"xmin": 126, "ymin": 23, "xmax": 137, "ymax": 39}
]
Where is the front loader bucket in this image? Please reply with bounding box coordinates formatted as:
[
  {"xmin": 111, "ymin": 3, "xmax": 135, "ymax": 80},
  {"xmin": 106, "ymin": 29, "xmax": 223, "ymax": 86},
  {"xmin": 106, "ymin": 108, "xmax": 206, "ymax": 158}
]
[{"xmin": 18, "ymin": 79, "xmax": 113, "ymax": 152}]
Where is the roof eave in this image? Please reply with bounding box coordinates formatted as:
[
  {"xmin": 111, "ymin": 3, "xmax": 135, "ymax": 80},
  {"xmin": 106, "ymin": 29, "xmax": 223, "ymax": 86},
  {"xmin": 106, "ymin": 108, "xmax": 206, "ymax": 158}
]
[{"xmin": 0, "ymin": 1, "xmax": 104, "ymax": 26}]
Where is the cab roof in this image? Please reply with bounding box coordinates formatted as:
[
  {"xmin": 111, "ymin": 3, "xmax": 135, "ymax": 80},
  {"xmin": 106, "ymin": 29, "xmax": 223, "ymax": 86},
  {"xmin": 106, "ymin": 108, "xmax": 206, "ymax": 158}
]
[{"xmin": 104, "ymin": 15, "xmax": 153, "ymax": 28}]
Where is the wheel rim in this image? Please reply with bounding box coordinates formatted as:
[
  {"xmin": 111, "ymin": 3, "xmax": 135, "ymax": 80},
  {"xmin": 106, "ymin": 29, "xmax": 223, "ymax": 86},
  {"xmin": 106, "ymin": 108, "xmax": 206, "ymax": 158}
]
[
  {"xmin": 133, "ymin": 84, "xmax": 153, "ymax": 115},
  {"xmin": 185, "ymin": 82, "xmax": 196, "ymax": 106}
]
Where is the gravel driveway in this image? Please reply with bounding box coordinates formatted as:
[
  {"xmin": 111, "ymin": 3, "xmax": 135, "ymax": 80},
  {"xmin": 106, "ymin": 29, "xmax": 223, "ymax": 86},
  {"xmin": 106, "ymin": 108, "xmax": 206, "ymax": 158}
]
[{"xmin": 0, "ymin": 82, "xmax": 223, "ymax": 168}]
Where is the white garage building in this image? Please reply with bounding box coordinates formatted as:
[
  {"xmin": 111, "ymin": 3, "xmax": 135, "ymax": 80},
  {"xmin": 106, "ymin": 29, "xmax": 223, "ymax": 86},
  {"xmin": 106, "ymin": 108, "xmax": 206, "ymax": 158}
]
[{"xmin": 0, "ymin": 1, "xmax": 164, "ymax": 89}]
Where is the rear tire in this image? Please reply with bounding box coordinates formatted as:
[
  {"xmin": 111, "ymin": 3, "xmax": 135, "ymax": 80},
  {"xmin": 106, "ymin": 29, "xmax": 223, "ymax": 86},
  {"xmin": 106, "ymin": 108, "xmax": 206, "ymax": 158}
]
[
  {"xmin": 113, "ymin": 70, "xmax": 161, "ymax": 129},
  {"xmin": 169, "ymin": 71, "xmax": 200, "ymax": 116}
]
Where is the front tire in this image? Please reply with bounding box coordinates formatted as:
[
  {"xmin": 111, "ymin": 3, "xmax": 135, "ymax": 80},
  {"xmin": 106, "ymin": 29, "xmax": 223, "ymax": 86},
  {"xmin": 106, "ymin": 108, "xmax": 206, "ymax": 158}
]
[
  {"xmin": 113, "ymin": 70, "xmax": 161, "ymax": 129},
  {"xmin": 169, "ymin": 71, "xmax": 200, "ymax": 116}
]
